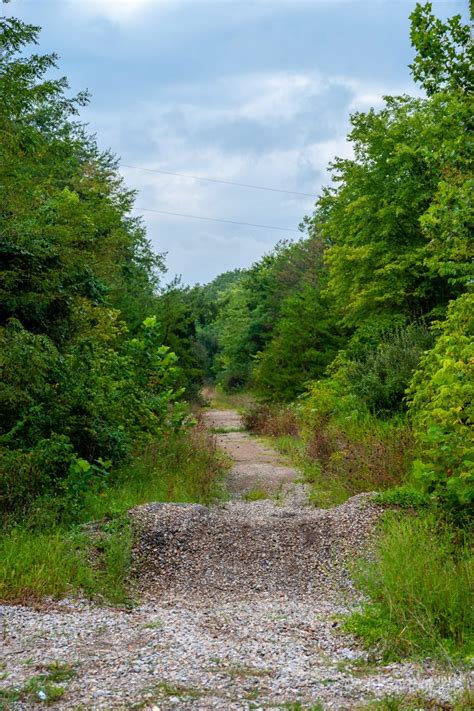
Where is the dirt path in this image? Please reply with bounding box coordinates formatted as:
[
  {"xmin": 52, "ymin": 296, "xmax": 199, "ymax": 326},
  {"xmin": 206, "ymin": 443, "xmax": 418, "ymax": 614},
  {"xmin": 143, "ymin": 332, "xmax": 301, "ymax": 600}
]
[
  {"xmin": 203, "ymin": 408, "xmax": 298, "ymax": 497},
  {"xmin": 0, "ymin": 408, "xmax": 469, "ymax": 710}
]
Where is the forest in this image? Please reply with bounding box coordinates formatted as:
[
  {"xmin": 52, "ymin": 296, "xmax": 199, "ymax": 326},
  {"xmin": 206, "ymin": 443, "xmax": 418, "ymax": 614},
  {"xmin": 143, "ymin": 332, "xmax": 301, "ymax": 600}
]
[{"xmin": 0, "ymin": 0, "xmax": 472, "ymax": 684}]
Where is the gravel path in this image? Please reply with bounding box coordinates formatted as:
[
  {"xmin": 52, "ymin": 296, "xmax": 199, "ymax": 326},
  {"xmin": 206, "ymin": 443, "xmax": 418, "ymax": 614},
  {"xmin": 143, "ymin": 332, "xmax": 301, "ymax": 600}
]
[{"xmin": 0, "ymin": 408, "xmax": 471, "ymax": 709}]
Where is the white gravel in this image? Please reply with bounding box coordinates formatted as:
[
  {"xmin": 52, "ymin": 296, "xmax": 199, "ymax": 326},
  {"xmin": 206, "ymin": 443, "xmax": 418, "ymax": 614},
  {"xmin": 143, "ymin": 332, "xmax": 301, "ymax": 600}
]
[{"xmin": 1, "ymin": 594, "xmax": 470, "ymax": 709}]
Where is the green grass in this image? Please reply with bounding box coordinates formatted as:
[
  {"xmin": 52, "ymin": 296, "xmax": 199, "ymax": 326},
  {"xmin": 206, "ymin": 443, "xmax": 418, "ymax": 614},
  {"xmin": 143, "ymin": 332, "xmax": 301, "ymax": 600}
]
[
  {"xmin": 243, "ymin": 487, "xmax": 269, "ymax": 501},
  {"xmin": 344, "ymin": 511, "xmax": 474, "ymax": 664},
  {"xmin": 210, "ymin": 426, "xmax": 245, "ymax": 434},
  {"xmin": 203, "ymin": 386, "xmax": 255, "ymax": 412},
  {"xmin": 0, "ymin": 515, "xmax": 133, "ymax": 604},
  {"xmin": 0, "ymin": 429, "xmax": 228, "ymax": 603},
  {"xmin": 278, "ymin": 702, "xmax": 324, "ymax": 711},
  {"xmin": 360, "ymin": 686, "xmax": 474, "ymax": 710},
  {"xmin": 81, "ymin": 429, "xmax": 228, "ymax": 521},
  {"xmin": 0, "ymin": 662, "xmax": 77, "ymax": 706},
  {"xmin": 272, "ymin": 435, "xmax": 349, "ymax": 507}
]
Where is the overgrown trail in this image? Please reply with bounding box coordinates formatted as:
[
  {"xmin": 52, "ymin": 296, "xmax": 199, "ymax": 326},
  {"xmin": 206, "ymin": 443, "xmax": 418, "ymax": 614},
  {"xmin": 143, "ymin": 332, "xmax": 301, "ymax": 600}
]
[
  {"xmin": 0, "ymin": 408, "xmax": 468, "ymax": 710},
  {"xmin": 204, "ymin": 408, "xmax": 298, "ymax": 497}
]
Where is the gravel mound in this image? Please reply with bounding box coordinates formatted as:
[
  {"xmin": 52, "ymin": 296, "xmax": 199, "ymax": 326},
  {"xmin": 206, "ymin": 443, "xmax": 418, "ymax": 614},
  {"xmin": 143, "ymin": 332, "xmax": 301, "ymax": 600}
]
[{"xmin": 130, "ymin": 492, "xmax": 381, "ymax": 597}]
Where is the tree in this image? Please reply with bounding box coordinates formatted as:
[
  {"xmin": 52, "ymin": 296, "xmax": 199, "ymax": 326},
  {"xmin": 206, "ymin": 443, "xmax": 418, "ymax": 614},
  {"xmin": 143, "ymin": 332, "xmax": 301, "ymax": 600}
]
[{"xmin": 409, "ymin": 2, "xmax": 473, "ymax": 95}]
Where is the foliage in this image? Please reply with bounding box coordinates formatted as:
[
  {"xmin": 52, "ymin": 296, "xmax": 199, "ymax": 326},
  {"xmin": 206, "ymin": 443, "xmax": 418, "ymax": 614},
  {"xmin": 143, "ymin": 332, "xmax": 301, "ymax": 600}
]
[
  {"xmin": 407, "ymin": 293, "xmax": 474, "ymax": 511},
  {"xmin": 201, "ymin": 236, "xmax": 339, "ymax": 396},
  {"xmin": 0, "ymin": 427, "xmax": 228, "ymax": 601},
  {"xmin": 309, "ymin": 4, "xmax": 472, "ymax": 333},
  {"xmin": 374, "ymin": 485, "xmax": 430, "ymax": 510},
  {"xmin": 344, "ymin": 512, "xmax": 474, "ymax": 663},
  {"xmin": 0, "ymin": 15, "xmax": 186, "ymax": 516},
  {"xmin": 347, "ymin": 323, "xmax": 433, "ymax": 415},
  {"xmin": 253, "ymin": 282, "xmax": 342, "ymax": 401},
  {"xmin": 409, "ymin": 2, "xmax": 473, "ymax": 95}
]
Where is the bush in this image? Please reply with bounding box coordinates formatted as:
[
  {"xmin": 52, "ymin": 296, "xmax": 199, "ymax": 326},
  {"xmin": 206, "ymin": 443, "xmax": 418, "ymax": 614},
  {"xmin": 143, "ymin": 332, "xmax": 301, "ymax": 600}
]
[
  {"xmin": 348, "ymin": 323, "xmax": 433, "ymax": 415},
  {"xmin": 0, "ymin": 316, "xmax": 186, "ymax": 517},
  {"xmin": 242, "ymin": 403, "xmax": 299, "ymax": 437},
  {"xmin": 303, "ymin": 418, "xmax": 413, "ymax": 495},
  {"xmin": 294, "ymin": 379, "xmax": 413, "ymax": 501},
  {"xmin": 407, "ymin": 293, "xmax": 474, "ymax": 512},
  {"xmin": 374, "ymin": 485, "xmax": 430, "ymax": 510},
  {"xmin": 345, "ymin": 512, "xmax": 474, "ymax": 663}
]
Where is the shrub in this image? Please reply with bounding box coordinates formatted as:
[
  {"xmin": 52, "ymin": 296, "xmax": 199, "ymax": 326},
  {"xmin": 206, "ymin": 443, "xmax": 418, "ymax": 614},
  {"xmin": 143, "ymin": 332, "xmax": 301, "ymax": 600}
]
[
  {"xmin": 345, "ymin": 512, "xmax": 474, "ymax": 663},
  {"xmin": 242, "ymin": 403, "xmax": 299, "ymax": 437},
  {"xmin": 348, "ymin": 323, "xmax": 433, "ymax": 415},
  {"xmin": 0, "ymin": 316, "xmax": 186, "ymax": 516},
  {"xmin": 303, "ymin": 419, "xmax": 413, "ymax": 495},
  {"xmin": 374, "ymin": 485, "xmax": 430, "ymax": 510},
  {"xmin": 407, "ymin": 293, "xmax": 474, "ymax": 512},
  {"xmin": 295, "ymin": 378, "xmax": 413, "ymax": 500}
]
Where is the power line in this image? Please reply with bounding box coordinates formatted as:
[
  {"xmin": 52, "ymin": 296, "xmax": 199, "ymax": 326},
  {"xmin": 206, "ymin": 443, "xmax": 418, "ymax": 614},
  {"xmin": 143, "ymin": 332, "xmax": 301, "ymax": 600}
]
[
  {"xmin": 122, "ymin": 163, "xmax": 316, "ymax": 198},
  {"xmin": 134, "ymin": 207, "xmax": 298, "ymax": 233}
]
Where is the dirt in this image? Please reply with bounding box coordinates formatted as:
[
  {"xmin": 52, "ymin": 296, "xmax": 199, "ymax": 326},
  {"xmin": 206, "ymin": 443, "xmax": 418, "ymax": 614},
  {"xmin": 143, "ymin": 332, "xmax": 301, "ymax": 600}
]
[{"xmin": 203, "ymin": 408, "xmax": 298, "ymax": 496}]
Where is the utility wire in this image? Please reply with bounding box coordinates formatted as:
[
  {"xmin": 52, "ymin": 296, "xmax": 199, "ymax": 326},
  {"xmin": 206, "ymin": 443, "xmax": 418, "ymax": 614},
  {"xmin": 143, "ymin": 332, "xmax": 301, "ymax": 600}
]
[
  {"xmin": 122, "ymin": 163, "xmax": 316, "ymax": 198},
  {"xmin": 134, "ymin": 206, "xmax": 298, "ymax": 233}
]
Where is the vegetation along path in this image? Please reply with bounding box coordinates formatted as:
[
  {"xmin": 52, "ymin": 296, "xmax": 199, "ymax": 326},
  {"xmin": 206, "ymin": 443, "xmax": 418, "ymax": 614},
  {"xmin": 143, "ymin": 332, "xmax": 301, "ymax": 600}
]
[{"xmin": 0, "ymin": 404, "xmax": 469, "ymax": 710}]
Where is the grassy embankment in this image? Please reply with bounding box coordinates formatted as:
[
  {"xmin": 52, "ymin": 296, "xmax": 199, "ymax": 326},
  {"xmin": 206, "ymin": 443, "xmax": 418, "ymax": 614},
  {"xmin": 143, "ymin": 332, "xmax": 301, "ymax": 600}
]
[{"xmin": 0, "ymin": 426, "xmax": 228, "ymax": 603}]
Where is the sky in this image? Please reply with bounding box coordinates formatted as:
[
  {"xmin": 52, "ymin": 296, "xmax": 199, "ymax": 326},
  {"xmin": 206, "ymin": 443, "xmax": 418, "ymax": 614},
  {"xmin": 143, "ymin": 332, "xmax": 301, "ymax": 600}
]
[{"xmin": 4, "ymin": 0, "xmax": 468, "ymax": 285}]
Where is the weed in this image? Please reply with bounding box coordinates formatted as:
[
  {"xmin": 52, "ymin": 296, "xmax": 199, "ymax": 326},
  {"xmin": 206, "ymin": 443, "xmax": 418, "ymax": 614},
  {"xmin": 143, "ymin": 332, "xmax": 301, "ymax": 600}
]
[
  {"xmin": 210, "ymin": 426, "xmax": 245, "ymax": 434},
  {"xmin": 244, "ymin": 687, "xmax": 261, "ymax": 700},
  {"xmin": 242, "ymin": 403, "xmax": 298, "ymax": 437},
  {"xmin": 336, "ymin": 657, "xmax": 380, "ymax": 676},
  {"xmin": 344, "ymin": 512, "xmax": 473, "ymax": 663},
  {"xmin": 279, "ymin": 702, "xmax": 324, "ymax": 710},
  {"xmin": 361, "ymin": 690, "xmax": 463, "ymax": 709},
  {"xmin": 0, "ymin": 663, "xmax": 76, "ymax": 706},
  {"xmin": 204, "ymin": 387, "xmax": 255, "ymax": 412},
  {"xmin": 244, "ymin": 488, "xmax": 269, "ymax": 502},
  {"xmin": 142, "ymin": 620, "xmax": 163, "ymax": 629},
  {"xmin": 223, "ymin": 663, "xmax": 273, "ymax": 678},
  {"xmin": 154, "ymin": 681, "xmax": 204, "ymax": 699}
]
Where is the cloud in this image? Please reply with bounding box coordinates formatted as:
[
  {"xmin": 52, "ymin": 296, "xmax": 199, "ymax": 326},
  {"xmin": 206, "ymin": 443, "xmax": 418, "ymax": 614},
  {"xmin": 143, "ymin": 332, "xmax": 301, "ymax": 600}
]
[
  {"xmin": 69, "ymin": 0, "xmax": 166, "ymax": 23},
  {"xmin": 84, "ymin": 68, "xmax": 414, "ymax": 283}
]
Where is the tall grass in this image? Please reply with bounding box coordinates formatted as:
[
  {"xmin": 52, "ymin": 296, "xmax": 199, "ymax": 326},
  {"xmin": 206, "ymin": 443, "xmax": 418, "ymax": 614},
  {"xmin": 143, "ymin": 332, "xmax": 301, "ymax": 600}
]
[
  {"xmin": 345, "ymin": 512, "xmax": 474, "ymax": 664},
  {"xmin": 0, "ymin": 426, "xmax": 228, "ymax": 603},
  {"xmin": 82, "ymin": 425, "xmax": 227, "ymax": 520},
  {"xmin": 203, "ymin": 385, "xmax": 255, "ymax": 412},
  {"xmin": 243, "ymin": 402, "xmax": 412, "ymax": 507}
]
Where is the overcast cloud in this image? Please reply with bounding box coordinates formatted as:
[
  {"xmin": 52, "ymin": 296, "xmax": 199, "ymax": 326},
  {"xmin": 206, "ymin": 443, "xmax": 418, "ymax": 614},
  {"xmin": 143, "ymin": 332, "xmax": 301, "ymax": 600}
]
[{"xmin": 5, "ymin": 0, "xmax": 466, "ymax": 284}]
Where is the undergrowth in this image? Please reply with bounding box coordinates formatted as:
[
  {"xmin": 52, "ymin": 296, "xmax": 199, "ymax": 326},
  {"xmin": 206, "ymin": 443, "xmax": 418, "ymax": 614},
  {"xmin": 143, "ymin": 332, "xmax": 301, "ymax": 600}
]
[
  {"xmin": 203, "ymin": 386, "xmax": 255, "ymax": 412},
  {"xmin": 344, "ymin": 511, "xmax": 473, "ymax": 665},
  {"xmin": 0, "ymin": 662, "xmax": 77, "ymax": 706},
  {"xmin": 0, "ymin": 426, "xmax": 228, "ymax": 603},
  {"xmin": 244, "ymin": 403, "xmax": 411, "ymax": 507}
]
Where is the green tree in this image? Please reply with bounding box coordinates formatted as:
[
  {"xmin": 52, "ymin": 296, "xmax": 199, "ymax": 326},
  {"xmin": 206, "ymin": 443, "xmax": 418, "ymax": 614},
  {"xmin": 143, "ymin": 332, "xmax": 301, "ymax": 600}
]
[
  {"xmin": 0, "ymin": 15, "xmax": 182, "ymax": 515},
  {"xmin": 407, "ymin": 293, "xmax": 474, "ymax": 510},
  {"xmin": 409, "ymin": 2, "xmax": 473, "ymax": 95}
]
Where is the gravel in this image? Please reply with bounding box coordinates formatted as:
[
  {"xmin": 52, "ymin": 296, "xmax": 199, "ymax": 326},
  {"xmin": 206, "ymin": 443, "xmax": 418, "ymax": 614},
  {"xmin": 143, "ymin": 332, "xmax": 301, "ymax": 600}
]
[{"xmin": 0, "ymin": 409, "xmax": 471, "ymax": 709}]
